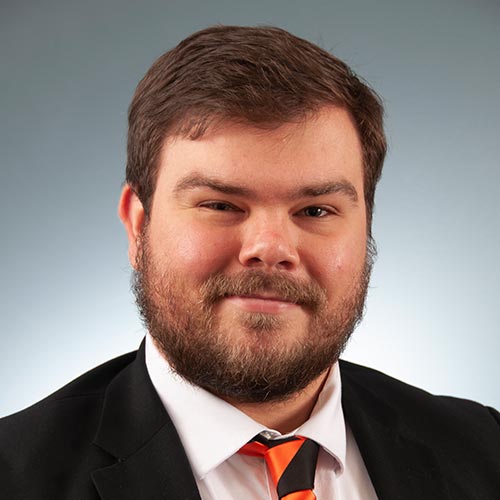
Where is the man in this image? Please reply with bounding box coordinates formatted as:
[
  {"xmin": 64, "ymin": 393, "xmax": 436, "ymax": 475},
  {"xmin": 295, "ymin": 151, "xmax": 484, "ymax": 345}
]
[{"xmin": 1, "ymin": 25, "xmax": 499, "ymax": 500}]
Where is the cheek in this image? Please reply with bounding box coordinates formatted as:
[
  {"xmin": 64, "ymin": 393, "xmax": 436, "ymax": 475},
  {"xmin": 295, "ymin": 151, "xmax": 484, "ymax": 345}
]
[
  {"xmin": 153, "ymin": 223, "xmax": 238, "ymax": 277},
  {"xmin": 333, "ymin": 241, "xmax": 366, "ymax": 271},
  {"xmin": 307, "ymin": 235, "xmax": 367, "ymax": 290}
]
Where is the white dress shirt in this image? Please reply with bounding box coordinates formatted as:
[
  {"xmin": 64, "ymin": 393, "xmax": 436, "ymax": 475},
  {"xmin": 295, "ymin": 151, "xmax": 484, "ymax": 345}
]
[{"xmin": 145, "ymin": 334, "xmax": 378, "ymax": 499}]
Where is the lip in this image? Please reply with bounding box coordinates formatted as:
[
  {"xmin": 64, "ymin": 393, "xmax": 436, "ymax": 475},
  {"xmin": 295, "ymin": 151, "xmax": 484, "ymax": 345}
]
[{"xmin": 223, "ymin": 295, "xmax": 299, "ymax": 314}]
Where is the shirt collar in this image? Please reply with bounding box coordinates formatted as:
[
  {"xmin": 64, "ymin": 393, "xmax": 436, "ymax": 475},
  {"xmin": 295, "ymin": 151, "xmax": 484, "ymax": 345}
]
[{"xmin": 145, "ymin": 333, "xmax": 346, "ymax": 478}]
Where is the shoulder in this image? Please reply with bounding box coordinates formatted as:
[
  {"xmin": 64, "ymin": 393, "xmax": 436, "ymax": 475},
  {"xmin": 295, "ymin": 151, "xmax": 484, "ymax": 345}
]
[
  {"xmin": 0, "ymin": 350, "xmax": 138, "ymax": 498},
  {"xmin": 1, "ymin": 349, "xmax": 137, "ymax": 430},
  {"xmin": 339, "ymin": 360, "xmax": 500, "ymax": 497},
  {"xmin": 339, "ymin": 358, "xmax": 500, "ymax": 439}
]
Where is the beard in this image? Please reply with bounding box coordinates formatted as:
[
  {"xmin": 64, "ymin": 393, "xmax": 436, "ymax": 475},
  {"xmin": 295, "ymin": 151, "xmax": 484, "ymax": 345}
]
[{"xmin": 133, "ymin": 233, "xmax": 374, "ymax": 404}]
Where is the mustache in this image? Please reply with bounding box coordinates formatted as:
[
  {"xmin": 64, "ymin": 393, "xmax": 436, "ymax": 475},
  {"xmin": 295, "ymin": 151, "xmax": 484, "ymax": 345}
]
[{"xmin": 200, "ymin": 270, "xmax": 328, "ymax": 312}]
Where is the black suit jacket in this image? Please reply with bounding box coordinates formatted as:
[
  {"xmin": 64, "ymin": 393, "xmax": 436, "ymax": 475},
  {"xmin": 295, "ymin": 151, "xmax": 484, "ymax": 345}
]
[{"xmin": 1, "ymin": 342, "xmax": 499, "ymax": 500}]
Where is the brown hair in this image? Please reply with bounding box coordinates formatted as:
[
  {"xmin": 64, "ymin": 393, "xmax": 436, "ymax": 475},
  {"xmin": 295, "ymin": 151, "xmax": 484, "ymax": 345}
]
[{"xmin": 126, "ymin": 25, "xmax": 386, "ymax": 228}]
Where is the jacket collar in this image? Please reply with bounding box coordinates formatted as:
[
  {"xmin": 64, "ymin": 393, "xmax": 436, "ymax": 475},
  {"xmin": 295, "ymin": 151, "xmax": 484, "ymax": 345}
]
[
  {"xmin": 89, "ymin": 343, "xmax": 451, "ymax": 500},
  {"xmin": 91, "ymin": 341, "xmax": 202, "ymax": 500},
  {"xmin": 340, "ymin": 360, "xmax": 451, "ymax": 500}
]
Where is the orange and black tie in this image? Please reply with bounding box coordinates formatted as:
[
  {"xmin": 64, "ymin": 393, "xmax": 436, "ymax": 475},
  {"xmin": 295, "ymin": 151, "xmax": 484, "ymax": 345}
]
[{"xmin": 239, "ymin": 434, "xmax": 320, "ymax": 500}]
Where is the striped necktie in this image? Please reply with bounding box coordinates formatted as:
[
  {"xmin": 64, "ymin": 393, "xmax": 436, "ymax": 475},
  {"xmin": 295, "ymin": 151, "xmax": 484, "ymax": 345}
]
[{"xmin": 239, "ymin": 434, "xmax": 320, "ymax": 499}]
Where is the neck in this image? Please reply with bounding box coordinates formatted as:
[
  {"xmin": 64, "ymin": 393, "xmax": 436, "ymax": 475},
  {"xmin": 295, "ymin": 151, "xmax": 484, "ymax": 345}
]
[{"xmin": 226, "ymin": 370, "xmax": 330, "ymax": 434}]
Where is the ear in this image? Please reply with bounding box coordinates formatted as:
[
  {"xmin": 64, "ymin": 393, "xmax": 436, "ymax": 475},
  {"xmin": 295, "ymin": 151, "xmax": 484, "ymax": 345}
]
[{"xmin": 118, "ymin": 184, "xmax": 145, "ymax": 269}]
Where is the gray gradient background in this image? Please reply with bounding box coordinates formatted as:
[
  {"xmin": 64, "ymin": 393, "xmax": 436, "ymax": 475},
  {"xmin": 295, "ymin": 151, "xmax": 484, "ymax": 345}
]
[{"xmin": 1, "ymin": 0, "xmax": 499, "ymax": 417}]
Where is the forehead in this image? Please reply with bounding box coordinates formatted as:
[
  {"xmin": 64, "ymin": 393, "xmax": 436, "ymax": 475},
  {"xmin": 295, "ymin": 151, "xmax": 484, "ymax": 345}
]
[{"xmin": 155, "ymin": 106, "xmax": 364, "ymax": 199}]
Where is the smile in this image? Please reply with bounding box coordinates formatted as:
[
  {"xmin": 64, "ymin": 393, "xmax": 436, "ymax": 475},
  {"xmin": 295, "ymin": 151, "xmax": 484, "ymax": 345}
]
[{"xmin": 223, "ymin": 295, "xmax": 299, "ymax": 314}]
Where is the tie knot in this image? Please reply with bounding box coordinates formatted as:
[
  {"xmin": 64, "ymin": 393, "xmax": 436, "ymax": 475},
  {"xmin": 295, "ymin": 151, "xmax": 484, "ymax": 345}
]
[{"xmin": 239, "ymin": 435, "xmax": 319, "ymax": 499}]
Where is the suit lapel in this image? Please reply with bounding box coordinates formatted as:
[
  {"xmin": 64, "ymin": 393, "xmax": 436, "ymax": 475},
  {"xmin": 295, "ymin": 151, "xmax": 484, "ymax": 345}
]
[
  {"xmin": 340, "ymin": 361, "xmax": 451, "ymax": 500},
  {"xmin": 91, "ymin": 342, "xmax": 202, "ymax": 500},
  {"xmin": 89, "ymin": 345, "xmax": 453, "ymax": 499}
]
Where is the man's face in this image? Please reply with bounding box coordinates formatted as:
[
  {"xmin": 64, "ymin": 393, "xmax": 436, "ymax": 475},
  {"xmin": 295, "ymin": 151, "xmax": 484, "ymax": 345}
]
[{"xmin": 126, "ymin": 106, "xmax": 371, "ymax": 403}]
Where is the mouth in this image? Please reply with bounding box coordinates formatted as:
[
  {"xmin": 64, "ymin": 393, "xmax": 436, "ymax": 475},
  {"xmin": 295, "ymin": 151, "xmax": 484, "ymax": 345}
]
[{"xmin": 223, "ymin": 294, "xmax": 300, "ymax": 314}]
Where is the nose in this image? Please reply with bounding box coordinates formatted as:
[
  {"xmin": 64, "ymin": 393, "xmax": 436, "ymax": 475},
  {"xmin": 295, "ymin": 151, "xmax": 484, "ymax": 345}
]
[{"xmin": 238, "ymin": 213, "xmax": 300, "ymax": 271}]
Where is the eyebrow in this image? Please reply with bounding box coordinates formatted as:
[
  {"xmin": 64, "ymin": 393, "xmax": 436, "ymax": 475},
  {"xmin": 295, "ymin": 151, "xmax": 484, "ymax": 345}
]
[
  {"xmin": 296, "ymin": 181, "xmax": 358, "ymax": 202},
  {"xmin": 174, "ymin": 174, "xmax": 253, "ymax": 197},
  {"xmin": 173, "ymin": 173, "xmax": 359, "ymax": 203}
]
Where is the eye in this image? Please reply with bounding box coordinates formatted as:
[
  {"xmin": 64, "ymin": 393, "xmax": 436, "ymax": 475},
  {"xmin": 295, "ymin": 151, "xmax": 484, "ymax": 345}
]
[
  {"xmin": 299, "ymin": 206, "xmax": 332, "ymax": 218},
  {"xmin": 198, "ymin": 201, "xmax": 241, "ymax": 212}
]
